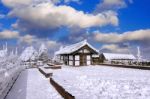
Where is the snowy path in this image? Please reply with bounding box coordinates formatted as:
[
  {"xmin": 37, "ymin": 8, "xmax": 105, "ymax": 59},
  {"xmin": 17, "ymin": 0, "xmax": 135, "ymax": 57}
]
[{"xmin": 6, "ymin": 69, "xmax": 62, "ymax": 99}]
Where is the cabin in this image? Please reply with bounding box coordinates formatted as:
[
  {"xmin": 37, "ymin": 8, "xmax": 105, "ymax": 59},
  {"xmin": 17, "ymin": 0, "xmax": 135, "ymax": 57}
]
[
  {"xmin": 54, "ymin": 40, "xmax": 99, "ymax": 66},
  {"xmin": 100, "ymin": 53, "xmax": 136, "ymax": 65}
]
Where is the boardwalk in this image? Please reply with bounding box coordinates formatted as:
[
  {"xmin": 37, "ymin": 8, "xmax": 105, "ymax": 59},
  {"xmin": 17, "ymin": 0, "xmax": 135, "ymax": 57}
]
[{"xmin": 6, "ymin": 69, "xmax": 62, "ymax": 99}]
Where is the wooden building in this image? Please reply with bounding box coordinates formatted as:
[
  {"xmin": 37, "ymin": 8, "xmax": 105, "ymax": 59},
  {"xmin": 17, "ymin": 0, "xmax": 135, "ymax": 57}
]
[
  {"xmin": 54, "ymin": 40, "xmax": 99, "ymax": 66},
  {"xmin": 100, "ymin": 53, "xmax": 136, "ymax": 64}
]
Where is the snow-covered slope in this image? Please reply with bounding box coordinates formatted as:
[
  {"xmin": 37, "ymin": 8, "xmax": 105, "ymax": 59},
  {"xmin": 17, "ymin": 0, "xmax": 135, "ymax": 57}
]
[{"xmin": 20, "ymin": 46, "xmax": 38, "ymax": 61}]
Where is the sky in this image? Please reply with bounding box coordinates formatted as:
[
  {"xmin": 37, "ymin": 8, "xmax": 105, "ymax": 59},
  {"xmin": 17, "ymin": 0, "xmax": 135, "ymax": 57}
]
[{"xmin": 0, "ymin": 0, "xmax": 150, "ymax": 59}]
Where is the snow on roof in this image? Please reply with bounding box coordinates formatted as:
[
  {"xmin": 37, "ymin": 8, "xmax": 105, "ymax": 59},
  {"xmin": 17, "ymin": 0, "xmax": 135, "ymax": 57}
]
[
  {"xmin": 92, "ymin": 54, "xmax": 99, "ymax": 57},
  {"xmin": 55, "ymin": 40, "xmax": 99, "ymax": 55},
  {"xmin": 103, "ymin": 53, "xmax": 136, "ymax": 60},
  {"xmin": 20, "ymin": 46, "xmax": 38, "ymax": 61}
]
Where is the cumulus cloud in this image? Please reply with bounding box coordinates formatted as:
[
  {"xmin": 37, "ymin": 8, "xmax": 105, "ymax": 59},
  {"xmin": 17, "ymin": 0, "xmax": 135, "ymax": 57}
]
[
  {"xmin": 18, "ymin": 34, "xmax": 60, "ymax": 48},
  {"xmin": 0, "ymin": 30, "xmax": 19, "ymax": 39},
  {"xmin": 1, "ymin": 0, "xmax": 33, "ymax": 8},
  {"xmin": 2, "ymin": 0, "xmax": 81, "ymax": 8},
  {"xmin": 95, "ymin": 0, "xmax": 132, "ymax": 13},
  {"xmin": 100, "ymin": 44, "xmax": 130, "ymax": 53},
  {"xmin": 2, "ymin": 0, "xmax": 119, "ymax": 38},
  {"xmin": 94, "ymin": 29, "xmax": 150, "ymax": 43},
  {"xmin": 64, "ymin": 0, "xmax": 81, "ymax": 4},
  {"xmin": 19, "ymin": 34, "xmax": 36, "ymax": 44},
  {"xmin": 1, "ymin": 0, "xmax": 59, "ymax": 7},
  {"xmin": 8, "ymin": 3, "xmax": 118, "ymax": 29},
  {"xmin": 47, "ymin": 40, "xmax": 59, "ymax": 48}
]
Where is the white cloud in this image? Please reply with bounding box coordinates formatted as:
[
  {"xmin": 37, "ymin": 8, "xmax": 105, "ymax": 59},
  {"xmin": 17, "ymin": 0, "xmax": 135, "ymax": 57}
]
[
  {"xmin": 94, "ymin": 29, "xmax": 150, "ymax": 43},
  {"xmin": 1, "ymin": 0, "xmax": 32, "ymax": 8},
  {"xmin": 0, "ymin": 30, "xmax": 19, "ymax": 39},
  {"xmin": 46, "ymin": 40, "xmax": 59, "ymax": 48},
  {"xmin": 3, "ymin": 1, "xmax": 118, "ymax": 29},
  {"xmin": 19, "ymin": 34, "xmax": 36, "ymax": 44},
  {"xmin": 2, "ymin": 0, "xmax": 81, "ymax": 8},
  {"xmin": 102, "ymin": 0, "xmax": 125, "ymax": 6},
  {"xmin": 64, "ymin": 0, "xmax": 81, "ymax": 4},
  {"xmin": 101, "ymin": 44, "xmax": 130, "ymax": 53},
  {"xmin": 95, "ymin": 0, "xmax": 133, "ymax": 12},
  {"xmin": 18, "ymin": 34, "xmax": 60, "ymax": 48}
]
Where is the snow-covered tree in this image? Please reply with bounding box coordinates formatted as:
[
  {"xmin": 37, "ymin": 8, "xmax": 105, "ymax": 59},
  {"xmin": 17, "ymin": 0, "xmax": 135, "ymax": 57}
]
[
  {"xmin": 20, "ymin": 46, "xmax": 38, "ymax": 62},
  {"xmin": 38, "ymin": 44, "xmax": 49, "ymax": 62}
]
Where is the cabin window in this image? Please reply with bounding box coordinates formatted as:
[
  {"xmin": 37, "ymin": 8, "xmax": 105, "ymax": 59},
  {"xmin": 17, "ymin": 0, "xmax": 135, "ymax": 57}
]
[
  {"xmin": 69, "ymin": 55, "xmax": 73, "ymax": 60},
  {"xmin": 87, "ymin": 55, "xmax": 91, "ymax": 60},
  {"xmin": 78, "ymin": 50, "xmax": 83, "ymax": 53},
  {"xmin": 75, "ymin": 55, "xmax": 79, "ymax": 60},
  {"xmin": 84, "ymin": 49, "xmax": 90, "ymax": 53},
  {"xmin": 75, "ymin": 55, "xmax": 80, "ymax": 66},
  {"xmin": 69, "ymin": 61, "xmax": 73, "ymax": 65},
  {"xmin": 75, "ymin": 61, "xmax": 80, "ymax": 66},
  {"xmin": 64, "ymin": 56, "xmax": 68, "ymax": 60}
]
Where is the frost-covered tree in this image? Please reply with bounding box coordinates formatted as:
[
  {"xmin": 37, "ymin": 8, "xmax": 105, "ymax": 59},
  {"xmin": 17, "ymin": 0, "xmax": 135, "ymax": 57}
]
[
  {"xmin": 20, "ymin": 46, "xmax": 38, "ymax": 62},
  {"xmin": 38, "ymin": 44, "xmax": 49, "ymax": 62}
]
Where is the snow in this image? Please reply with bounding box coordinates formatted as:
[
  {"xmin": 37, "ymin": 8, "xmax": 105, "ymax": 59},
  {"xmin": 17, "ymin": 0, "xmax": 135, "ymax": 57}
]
[
  {"xmin": 52, "ymin": 65, "xmax": 150, "ymax": 99},
  {"xmin": 6, "ymin": 69, "xmax": 62, "ymax": 99},
  {"xmin": 92, "ymin": 54, "xmax": 99, "ymax": 57},
  {"xmin": 55, "ymin": 40, "xmax": 98, "ymax": 55},
  {"xmin": 0, "ymin": 43, "xmax": 7, "ymax": 58},
  {"xmin": 38, "ymin": 43, "xmax": 48, "ymax": 56},
  {"xmin": 103, "ymin": 53, "xmax": 136, "ymax": 60},
  {"xmin": 20, "ymin": 46, "xmax": 38, "ymax": 61},
  {"xmin": 0, "ymin": 54, "xmax": 25, "ymax": 99},
  {"xmin": 39, "ymin": 66, "xmax": 53, "ymax": 74},
  {"xmin": 38, "ymin": 44, "xmax": 49, "ymax": 61}
]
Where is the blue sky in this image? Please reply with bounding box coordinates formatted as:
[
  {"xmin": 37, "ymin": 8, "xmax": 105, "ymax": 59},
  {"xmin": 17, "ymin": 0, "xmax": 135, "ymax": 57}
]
[{"xmin": 0, "ymin": 0, "xmax": 150, "ymax": 59}]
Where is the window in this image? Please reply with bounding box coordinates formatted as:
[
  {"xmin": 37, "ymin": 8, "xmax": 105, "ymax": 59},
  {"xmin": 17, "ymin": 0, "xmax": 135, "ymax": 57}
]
[
  {"xmin": 87, "ymin": 55, "xmax": 91, "ymax": 60},
  {"xmin": 69, "ymin": 61, "xmax": 73, "ymax": 65},
  {"xmin": 75, "ymin": 55, "xmax": 80, "ymax": 60},
  {"xmin": 69, "ymin": 55, "xmax": 73, "ymax": 60},
  {"xmin": 84, "ymin": 49, "xmax": 90, "ymax": 53},
  {"xmin": 75, "ymin": 61, "xmax": 80, "ymax": 66}
]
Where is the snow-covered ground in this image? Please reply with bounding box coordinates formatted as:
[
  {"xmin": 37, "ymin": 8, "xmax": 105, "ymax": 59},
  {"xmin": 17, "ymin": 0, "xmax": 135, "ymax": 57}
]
[
  {"xmin": 6, "ymin": 69, "xmax": 62, "ymax": 99},
  {"xmin": 52, "ymin": 65, "xmax": 150, "ymax": 99}
]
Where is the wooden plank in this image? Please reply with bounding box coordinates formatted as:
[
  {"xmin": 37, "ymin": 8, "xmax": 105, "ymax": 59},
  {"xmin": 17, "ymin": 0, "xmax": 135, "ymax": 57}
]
[
  {"xmin": 50, "ymin": 78, "xmax": 75, "ymax": 99},
  {"xmin": 38, "ymin": 67, "xmax": 53, "ymax": 78}
]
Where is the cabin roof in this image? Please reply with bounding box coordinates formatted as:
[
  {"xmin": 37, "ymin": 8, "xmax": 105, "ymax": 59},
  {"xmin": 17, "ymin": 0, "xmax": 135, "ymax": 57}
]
[
  {"xmin": 55, "ymin": 40, "xmax": 99, "ymax": 55},
  {"xmin": 102, "ymin": 53, "xmax": 136, "ymax": 60}
]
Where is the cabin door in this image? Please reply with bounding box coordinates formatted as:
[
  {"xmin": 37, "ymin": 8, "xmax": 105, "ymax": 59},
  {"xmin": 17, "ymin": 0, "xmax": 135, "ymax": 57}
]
[{"xmin": 80, "ymin": 54, "xmax": 87, "ymax": 66}]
